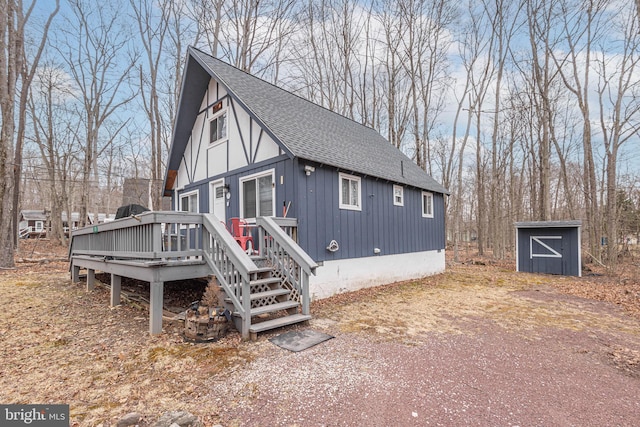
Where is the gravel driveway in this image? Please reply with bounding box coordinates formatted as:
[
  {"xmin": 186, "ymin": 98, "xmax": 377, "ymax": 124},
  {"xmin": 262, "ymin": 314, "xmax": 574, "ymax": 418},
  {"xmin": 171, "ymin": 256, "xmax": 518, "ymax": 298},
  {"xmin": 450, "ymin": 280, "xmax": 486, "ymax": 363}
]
[
  {"xmin": 213, "ymin": 268, "xmax": 640, "ymax": 426},
  {"xmin": 214, "ymin": 321, "xmax": 640, "ymax": 426}
]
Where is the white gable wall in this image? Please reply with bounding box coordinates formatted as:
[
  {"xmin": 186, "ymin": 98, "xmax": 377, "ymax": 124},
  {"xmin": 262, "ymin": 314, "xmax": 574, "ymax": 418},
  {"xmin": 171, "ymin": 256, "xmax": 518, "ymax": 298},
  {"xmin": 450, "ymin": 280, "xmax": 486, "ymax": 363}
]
[{"xmin": 175, "ymin": 77, "xmax": 281, "ymax": 192}]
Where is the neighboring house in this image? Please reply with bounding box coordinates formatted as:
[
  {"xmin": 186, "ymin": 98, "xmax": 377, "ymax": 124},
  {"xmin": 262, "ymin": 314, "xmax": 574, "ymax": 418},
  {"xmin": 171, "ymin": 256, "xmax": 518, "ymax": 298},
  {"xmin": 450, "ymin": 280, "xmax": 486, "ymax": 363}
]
[
  {"xmin": 164, "ymin": 47, "xmax": 449, "ymax": 299},
  {"xmin": 20, "ymin": 210, "xmax": 114, "ymax": 238},
  {"xmin": 62, "ymin": 212, "xmax": 83, "ymax": 233},
  {"xmin": 19, "ymin": 210, "xmax": 48, "ymax": 238}
]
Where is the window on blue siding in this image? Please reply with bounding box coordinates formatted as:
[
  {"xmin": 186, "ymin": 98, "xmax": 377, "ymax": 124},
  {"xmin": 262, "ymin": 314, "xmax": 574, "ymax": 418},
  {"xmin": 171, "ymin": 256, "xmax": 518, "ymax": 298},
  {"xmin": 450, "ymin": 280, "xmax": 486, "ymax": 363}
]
[
  {"xmin": 393, "ymin": 185, "xmax": 404, "ymax": 206},
  {"xmin": 180, "ymin": 190, "xmax": 199, "ymax": 213},
  {"xmin": 339, "ymin": 172, "xmax": 361, "ymax": 211},
  {"xmin": 241, "ymin": 170, "xmax": 274, "ymax": 219},
  {"xmin": 209, "ymin": 104, "xmax": 227, "ymax": 145},
  {"xmin": 422, "ymin": 191, "xmax": 434, "ymax": 218}
]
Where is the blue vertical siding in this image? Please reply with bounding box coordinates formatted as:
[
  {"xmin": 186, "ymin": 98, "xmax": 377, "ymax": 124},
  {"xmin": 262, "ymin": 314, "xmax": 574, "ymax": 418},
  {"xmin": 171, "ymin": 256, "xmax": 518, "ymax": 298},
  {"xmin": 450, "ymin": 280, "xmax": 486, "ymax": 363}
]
[
  {"xmin": 177, "ymin": 156, "xmax": 447, "ymax": 264},
  {"xmin": 296, "ymin": 163, "xmax": 446, "ymax": 262}
]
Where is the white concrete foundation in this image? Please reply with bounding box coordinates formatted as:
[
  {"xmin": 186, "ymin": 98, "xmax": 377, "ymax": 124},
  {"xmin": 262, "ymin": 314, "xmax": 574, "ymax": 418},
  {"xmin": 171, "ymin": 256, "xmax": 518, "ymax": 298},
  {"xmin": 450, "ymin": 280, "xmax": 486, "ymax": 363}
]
[{"xmin": 309, "ymin": 249, "xmax": 445, "ymax": 300}]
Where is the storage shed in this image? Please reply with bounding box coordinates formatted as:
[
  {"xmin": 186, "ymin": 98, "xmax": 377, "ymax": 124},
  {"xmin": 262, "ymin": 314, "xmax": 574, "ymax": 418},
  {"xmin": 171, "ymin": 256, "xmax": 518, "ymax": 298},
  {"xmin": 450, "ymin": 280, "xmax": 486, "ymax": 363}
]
[{"xmin": 515, "ymin": 220, "xmax": 582, "ymax": 277}]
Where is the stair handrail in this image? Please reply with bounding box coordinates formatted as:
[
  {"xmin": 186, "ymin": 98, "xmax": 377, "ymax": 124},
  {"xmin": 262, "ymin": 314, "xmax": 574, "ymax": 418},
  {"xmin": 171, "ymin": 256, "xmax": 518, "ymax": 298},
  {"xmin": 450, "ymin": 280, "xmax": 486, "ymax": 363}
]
[
  {"xmin": 256, "ymin": 216, "xmax": 318, "ymax": 275},
  {"xmin": 256, "ymin": 216, "xmax": 317, "ymax": 316},
  {"xmin": 201, "ymin": 213, "xmax": 259, "ymax": 339}
]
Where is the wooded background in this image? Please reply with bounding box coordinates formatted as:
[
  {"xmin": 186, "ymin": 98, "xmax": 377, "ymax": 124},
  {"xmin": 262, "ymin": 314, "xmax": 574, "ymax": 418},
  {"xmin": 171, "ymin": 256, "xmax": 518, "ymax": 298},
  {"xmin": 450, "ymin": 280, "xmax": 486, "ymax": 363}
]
[{"xmin": 1, "ymin": 0, "xmax": 639, "ymax": 269}]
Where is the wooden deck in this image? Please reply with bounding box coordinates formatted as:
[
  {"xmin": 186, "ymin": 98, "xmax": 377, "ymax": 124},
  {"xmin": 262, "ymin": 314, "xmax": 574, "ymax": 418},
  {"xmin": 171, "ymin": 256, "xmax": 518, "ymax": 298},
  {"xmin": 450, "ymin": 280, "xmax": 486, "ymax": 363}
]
[{"xmin": 69, "ymin": 212, "xmax": 317, "ymax": 339}]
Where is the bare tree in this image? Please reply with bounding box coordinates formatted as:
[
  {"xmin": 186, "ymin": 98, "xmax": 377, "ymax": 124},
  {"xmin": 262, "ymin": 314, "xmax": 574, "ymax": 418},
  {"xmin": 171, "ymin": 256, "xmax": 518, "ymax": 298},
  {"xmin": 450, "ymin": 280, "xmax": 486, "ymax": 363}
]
[
  {"xmin": 131, "ymin": 0, "xmax": 172, "ymax": 210},
  {"xmin": 190, "ymin": 0, "xmax": 224, "ymax": 57},
  {"xmin": 595, "ymin": 8, "xmax": 640, "ymax": 266},
  {"xmin": 27, "ymin": 62, "xmax": 78, "ymax": 244},
  {"xmin": 526, "ymin": 0, "xmax": 559, "ymax": 222},
  {"xmin": 483, "ymin": 0, "xmax": 521, "ymax": 259},
  {"xmin": 0, "ymin": 0, "xmax": 58, "ymax": 267},
  {"xmin": 377, "ymin": 1, "xmax": 412, "ymax": 149},
  {"xmin": 218, "ymin": 0, "xmax": 298, "ymax": 77},
  {"xmin": 11, "ymin": 0, "xmax": 59, "ymax": 247},
  {"xmin": 449, "ymin": 0, "xmax": 496, "ymax": 261},
  {"xmin": 550, "ymin": 0, "xmax": 608, "ymax": 261},
  {"xmin": 396, "ymin": 0, "xmax": 454, "ymax": 171},
  {"xmin": 57, "ymin": 0, "xmax": 136, "ymax": 226}
]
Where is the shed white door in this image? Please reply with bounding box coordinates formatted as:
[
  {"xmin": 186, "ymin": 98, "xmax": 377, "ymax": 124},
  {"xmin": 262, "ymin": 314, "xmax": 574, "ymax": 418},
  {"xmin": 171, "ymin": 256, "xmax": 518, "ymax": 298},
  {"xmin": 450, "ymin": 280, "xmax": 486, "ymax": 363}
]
[{"xmin": 210, "ymin": 180, "xmax": 226, "ymax": 223}]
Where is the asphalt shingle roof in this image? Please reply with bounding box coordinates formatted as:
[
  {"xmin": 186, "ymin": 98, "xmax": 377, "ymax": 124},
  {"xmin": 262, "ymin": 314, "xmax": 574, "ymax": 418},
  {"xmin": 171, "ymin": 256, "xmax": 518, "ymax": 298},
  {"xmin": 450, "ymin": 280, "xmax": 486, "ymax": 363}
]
[{"xmin": 185, "ymin": 47, "xmax": 448, "ymax": 194}]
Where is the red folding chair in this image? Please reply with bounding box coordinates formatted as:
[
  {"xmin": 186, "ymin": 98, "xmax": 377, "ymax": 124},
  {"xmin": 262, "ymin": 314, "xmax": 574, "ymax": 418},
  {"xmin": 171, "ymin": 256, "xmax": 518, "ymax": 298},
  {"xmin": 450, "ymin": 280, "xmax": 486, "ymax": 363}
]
[{"xmin": 229, "ymin": 217, "xmax": 254, "ymax": 253}]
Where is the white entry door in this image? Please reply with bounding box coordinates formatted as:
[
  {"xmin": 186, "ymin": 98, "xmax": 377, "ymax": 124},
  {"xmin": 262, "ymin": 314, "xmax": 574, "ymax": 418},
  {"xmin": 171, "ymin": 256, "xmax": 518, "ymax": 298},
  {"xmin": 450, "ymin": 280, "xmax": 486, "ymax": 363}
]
[{"xmin": 210, "ymin": 180, "xmax": 226, "ymax": 223}]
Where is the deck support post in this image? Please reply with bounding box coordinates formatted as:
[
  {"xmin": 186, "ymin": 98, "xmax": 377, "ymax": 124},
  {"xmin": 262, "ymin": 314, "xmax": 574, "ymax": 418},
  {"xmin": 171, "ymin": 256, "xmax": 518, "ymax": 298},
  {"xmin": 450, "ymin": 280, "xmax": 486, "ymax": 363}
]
[
  {"xmin": 241, "ymin": 280, "xmax": 251, "ymax": 340},
  {"xmin": 72, "ymin": 264, "xmax": 80, "ymax": 283},
  {"xmin": 86, "ymin": 269, "xmax": 95, "ymax": 291},
  {"xmin": 150, "ymin": 281, "xmax": 164, "ymax": 335},
  {"xmin": 301, "ymin": 271, "xmax": 310, "ymax": 316},
  {"xmin": 110, "ymin": 274, "xmax": 121, "ymax": 307}
]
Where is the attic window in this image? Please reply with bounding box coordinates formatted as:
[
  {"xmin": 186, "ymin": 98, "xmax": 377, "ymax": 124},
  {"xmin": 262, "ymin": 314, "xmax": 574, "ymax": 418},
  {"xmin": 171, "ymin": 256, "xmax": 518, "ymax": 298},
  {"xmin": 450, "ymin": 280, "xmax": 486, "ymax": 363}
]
[{"xmin": 209, "ymin": 103, "xmax": 227, "ymax": 145}]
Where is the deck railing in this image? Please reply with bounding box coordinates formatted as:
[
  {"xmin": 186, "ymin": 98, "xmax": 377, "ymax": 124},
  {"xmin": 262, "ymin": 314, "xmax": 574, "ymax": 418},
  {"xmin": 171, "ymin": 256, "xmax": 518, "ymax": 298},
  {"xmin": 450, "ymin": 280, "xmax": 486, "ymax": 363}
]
[
  {"xmin": 69, "ymin": 211, "xmax": 204, "ymax": 262},
  {"xmin": 69, "ymin": 211, "xmax": 313, "ymax": 339},
  {"xmin": 257, "ymin": 216, "xmax": 317, "ymax": 316}
]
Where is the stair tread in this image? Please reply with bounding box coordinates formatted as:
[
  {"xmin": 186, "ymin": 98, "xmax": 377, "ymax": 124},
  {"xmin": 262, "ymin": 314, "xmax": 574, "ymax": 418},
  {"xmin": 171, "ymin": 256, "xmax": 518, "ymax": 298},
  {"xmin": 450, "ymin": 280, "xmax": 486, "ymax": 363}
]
[
  {"xmin": 249, "ymin": 313, "xmax": 312, "ymax": 333},
  {"xmin": 250, "ymin": 277, "xmax": 281, "ymax": 286},
  {"xmin": 249, "ymin": 288, "xmax": 290, "ymax": 300},
  {"xmin": 250, "ymin": 300, "xmax": 299, "ymax": 316},
  {"xmin": 226, "ymin": 277, "xmax": 281, "ymax": 291}
]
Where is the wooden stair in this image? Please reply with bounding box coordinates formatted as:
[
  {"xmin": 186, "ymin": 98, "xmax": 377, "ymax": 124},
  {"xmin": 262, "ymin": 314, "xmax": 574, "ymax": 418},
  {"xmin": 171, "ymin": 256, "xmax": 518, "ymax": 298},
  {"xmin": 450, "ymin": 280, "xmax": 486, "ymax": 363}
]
[{"xmin": 223, "ymin": 257, "xmax": 310, "ymax": 340}]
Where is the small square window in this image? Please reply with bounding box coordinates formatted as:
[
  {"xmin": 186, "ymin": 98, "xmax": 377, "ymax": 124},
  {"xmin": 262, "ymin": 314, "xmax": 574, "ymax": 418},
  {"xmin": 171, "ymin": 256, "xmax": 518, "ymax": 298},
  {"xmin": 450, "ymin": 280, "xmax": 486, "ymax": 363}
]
[
  {"xmin": 422, "ymin": 191, "xmax": 434, "ymax": 218},
  {"xmin": 393, "ymin": 185, "xmax": 404, "ymax": 206},
  {"xmin": 209, "ymin": 108, "xmax": 227, "ymax": 145},
  {"xmin": 339, "ymin": 172, "xmax": 361, "ymax": 211}
]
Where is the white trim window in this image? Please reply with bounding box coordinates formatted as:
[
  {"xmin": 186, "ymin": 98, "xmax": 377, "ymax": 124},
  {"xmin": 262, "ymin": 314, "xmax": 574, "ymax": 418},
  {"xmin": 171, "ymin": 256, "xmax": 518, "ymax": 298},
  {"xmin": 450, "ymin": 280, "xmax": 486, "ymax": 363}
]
[
  {"xmin": 180, "ymin": 190, "xmax": 199, "ymax": 213},
  {"xmin": 339, "ymin": 172, "xmax": 361, "ymax": 211},
  {"xmin": 240, "ymin": 169, "xmax": 275, "ymax": 219},
  {"xmin": 422, "ymin": 191, "xmax": 434, "ymax": 218},
  {"xmin": 209, "ymin": 101, "xmax": 227, "ymax": 145},
  {"xmin": 393, "ymin": 185, "xmax": 404, "ymax": 206}
]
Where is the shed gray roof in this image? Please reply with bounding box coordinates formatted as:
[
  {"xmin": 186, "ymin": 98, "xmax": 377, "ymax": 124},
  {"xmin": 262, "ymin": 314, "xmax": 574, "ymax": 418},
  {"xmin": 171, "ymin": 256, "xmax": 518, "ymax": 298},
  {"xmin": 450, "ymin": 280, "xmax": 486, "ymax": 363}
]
[
  {"xmin": 166, "ymin": 47, "xmax": 448, "ymax": 195},
  {"xmin": 515, "ymin": 220, "xmax": 582, "ymax": 228}
]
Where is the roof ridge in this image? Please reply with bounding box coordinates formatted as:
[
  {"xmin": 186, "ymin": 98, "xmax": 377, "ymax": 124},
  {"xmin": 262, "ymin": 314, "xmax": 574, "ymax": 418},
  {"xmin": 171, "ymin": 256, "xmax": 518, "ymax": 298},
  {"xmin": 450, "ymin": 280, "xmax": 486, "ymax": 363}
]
[{"xmin": 189, "ymin": 46, "xmax": 381, "ymax": 134}]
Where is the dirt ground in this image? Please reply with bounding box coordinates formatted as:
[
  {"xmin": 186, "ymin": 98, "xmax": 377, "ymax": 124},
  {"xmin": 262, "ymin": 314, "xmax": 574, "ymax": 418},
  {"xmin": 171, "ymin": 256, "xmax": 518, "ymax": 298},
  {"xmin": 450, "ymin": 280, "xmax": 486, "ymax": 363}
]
[{"xmin": 1, "ymin": 240, "xmax": 640, "ymax": 426}]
